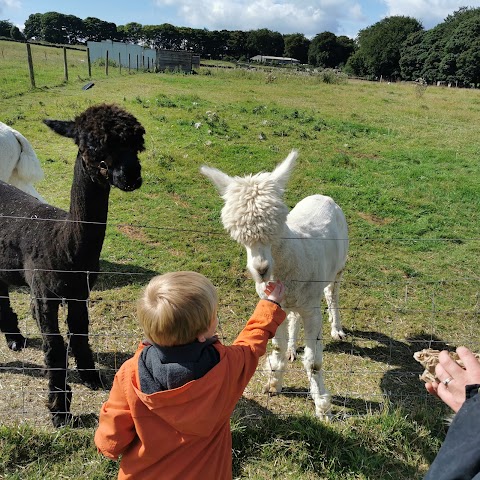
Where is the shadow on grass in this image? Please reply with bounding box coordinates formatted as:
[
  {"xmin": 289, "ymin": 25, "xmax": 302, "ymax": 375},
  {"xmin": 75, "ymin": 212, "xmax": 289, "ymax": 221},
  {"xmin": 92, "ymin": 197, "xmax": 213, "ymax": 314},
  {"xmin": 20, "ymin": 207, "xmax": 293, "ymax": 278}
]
[
  {"xmin": 325, "ymin": 328, "xmax": 451, "ymax": 407},
  {"xmin": 93, "ymin": 259, "xmax": 159, "ymax": 290},
  {"xmin": 7, "ymin": 260, "xmax": 158, "ymax": 296},
  {"xmin": 232, "ymin": 396, "xmax": 432, "ymax": 479}
]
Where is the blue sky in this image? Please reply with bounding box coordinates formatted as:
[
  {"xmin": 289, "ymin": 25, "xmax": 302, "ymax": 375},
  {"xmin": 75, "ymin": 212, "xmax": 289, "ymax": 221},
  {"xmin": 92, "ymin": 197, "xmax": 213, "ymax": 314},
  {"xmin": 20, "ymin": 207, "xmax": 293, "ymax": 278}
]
[{"xmin": 1, "ymin": 0, "xmax": 480, "ymax": 38}]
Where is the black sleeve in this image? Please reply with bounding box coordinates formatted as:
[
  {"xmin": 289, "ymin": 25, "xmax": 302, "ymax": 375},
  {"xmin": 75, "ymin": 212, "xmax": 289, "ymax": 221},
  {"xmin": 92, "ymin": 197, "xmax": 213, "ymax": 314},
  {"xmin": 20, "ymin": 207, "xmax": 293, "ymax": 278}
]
[{"xmin": 424, "ymin": 385, "xmax": 480, "ymax": 480}]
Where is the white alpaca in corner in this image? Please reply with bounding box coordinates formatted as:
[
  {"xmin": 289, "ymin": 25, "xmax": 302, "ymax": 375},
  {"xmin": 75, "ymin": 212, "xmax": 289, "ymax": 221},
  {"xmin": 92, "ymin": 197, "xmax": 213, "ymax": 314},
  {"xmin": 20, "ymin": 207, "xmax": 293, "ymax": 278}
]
[
  {"xmin": 0, "ymin": 122, "xmax": 45, "ymax": 201},
  {"xmin": 201, "ymin": 150, "xmax": 349, "ymax": 419}
]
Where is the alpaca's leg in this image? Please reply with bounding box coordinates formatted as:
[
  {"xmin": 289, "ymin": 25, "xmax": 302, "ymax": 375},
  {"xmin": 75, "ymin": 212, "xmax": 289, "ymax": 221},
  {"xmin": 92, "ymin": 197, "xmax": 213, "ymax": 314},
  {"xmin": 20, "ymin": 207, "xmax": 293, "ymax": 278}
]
[
  {"xmin": 302, "ymin": 309, "xmax": 331, "ymax": 420},
  {"xmin": 0, "ymin": 282, "xmax": 26, "ymax": 351},
  {"xmin": 286, "ymin": 311, "xmax": 301, "ymax": 361},
  {"xmin": 263, "ymin": 319, "xmax": 288, "ymax": 394},
  {"xmin": 33, "ymin": 297, "xmax": 72, "ymax": 427},
  {"xmin": 66, "ymin": 300, "xmax": 102, "ymax": 390},
  {"xmin": 323, "ymin": 270, "xmax": 345, "ymax": 340}
]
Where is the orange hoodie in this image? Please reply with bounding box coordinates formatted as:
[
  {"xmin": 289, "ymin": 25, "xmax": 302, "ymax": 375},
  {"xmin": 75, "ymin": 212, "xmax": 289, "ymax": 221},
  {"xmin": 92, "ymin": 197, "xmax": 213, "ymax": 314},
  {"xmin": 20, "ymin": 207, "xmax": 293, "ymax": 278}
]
[{"xmin": 94, "ymin": 299, "xmax": 286, "ymax": 480}]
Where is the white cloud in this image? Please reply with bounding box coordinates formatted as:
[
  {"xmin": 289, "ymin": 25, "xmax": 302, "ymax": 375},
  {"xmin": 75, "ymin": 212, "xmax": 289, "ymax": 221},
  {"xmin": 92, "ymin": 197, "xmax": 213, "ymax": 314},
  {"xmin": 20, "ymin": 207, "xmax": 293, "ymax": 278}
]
[
  {"xmin": 384, "ymin": 0, "xmax": 480, "ymax": 29},
  {"xmin": 0, "ymin": 0, "xmax": 21, "ymax": 13},
  {"xmin": 153, "ymin": 0, "xmax": 366, "ymax": 37}
]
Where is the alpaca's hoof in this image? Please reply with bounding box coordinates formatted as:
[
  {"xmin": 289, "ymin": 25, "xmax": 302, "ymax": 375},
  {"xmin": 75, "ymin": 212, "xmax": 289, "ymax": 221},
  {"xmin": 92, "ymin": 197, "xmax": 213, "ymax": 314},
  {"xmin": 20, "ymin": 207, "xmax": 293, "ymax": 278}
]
[
  {"xmin": 287, "ymin": 348, "xmax": 297, "ymax": 362},
  {"xmin": 48, "ymin": 384, "xmax": 73, "ymax": 428},
  {"xmin": 331, "ymin": 328, "xmax": 346, "ymax": 341},
  {"xmin": 51, "ymin": 412, "xmax": 73, "ymax": 428},
  {"xmin": 316, "ymin": 411, "xmax": 332, "ymax": 422},
  {"xmin": 7, "ymin": 334, "xmax": 26, "ymax": 351},
  {"xmin": 262, "ymin": 383, "xmax": 282, "ymax": 395},
  {"xmin": 79, "ymin": 370, "xmax": 104, "ymax": 390}
]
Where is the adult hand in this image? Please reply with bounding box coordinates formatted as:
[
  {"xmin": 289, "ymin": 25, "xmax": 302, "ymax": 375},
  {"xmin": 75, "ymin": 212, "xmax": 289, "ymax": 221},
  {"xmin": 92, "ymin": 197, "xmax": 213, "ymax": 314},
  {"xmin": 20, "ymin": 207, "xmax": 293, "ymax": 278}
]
[{"xmin": 426, "ymin": 346, "xmax": 480, "ymax": 413}]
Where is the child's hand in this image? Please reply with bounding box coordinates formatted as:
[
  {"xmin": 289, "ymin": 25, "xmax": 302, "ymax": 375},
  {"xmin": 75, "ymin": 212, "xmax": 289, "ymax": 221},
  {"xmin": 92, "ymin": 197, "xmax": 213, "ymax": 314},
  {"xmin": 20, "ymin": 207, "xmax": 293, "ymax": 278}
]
[{"xmin": 264, "ymin": 280, "xmax": 285, "ymax": 304}]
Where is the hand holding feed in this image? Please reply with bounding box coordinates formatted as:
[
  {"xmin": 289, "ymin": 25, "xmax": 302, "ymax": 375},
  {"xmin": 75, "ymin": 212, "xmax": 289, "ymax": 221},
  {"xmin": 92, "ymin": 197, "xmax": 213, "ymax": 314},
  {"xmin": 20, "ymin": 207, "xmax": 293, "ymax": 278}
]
[{"xmin": 425, "ymin": 346, "xmax": 480, "ymax": 412}]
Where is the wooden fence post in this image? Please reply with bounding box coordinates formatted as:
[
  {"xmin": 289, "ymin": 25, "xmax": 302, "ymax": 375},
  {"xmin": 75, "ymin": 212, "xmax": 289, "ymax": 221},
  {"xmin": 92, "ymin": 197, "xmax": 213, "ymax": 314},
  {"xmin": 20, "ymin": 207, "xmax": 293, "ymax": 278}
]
[
  {"xmin": 63, "ymin": 47, "xmax": 68, "ymax": 82},
  {"xmin": 128, "ymin": 53, "xmax": 131, "ymax": 73},
  {"xmin": 119, "ymin": 52, "xmax": 121, "ymax": 74},
  {"xmin": 87, "ymin": 47, "xmax": 91, "ymax": 77},
  {"xmin": 105, "ymin": 50, "xmax": 109, "ymax": 75},
  {"xmin": 26, "ymin": 43, "xmax": 35, "ymax": 89},
  {"xmin": 136, "ymin": 54, "xmax": 139, "ymax": 71}
]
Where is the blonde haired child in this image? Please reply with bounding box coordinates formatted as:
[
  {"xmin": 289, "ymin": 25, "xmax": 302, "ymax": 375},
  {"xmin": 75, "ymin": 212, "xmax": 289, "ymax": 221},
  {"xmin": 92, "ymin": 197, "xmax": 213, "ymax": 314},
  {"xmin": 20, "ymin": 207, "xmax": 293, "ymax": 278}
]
[{"xmin": 95, "ymin": 271, "xmax": 286, "ymax": 480}]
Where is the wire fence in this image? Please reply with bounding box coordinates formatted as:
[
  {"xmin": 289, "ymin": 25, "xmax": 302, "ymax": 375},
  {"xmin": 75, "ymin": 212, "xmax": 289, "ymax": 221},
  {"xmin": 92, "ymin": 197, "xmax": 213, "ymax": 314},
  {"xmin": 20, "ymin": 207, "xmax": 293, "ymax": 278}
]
[{"xmin": 0, "ymin": 215, "xmax": 478, "ymax": 426}]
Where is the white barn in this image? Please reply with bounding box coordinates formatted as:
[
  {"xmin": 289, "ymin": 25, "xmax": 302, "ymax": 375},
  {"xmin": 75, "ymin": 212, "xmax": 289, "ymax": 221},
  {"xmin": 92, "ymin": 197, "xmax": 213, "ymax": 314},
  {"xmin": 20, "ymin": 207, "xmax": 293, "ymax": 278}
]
[{"xmin": 250, "ymin": 55, "xmax": 300, "ymax": 65}]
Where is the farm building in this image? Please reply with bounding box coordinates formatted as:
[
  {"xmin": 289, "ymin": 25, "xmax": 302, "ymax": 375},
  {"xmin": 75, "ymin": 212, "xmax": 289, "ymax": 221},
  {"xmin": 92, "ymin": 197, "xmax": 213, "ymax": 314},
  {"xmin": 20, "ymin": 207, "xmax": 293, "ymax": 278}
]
[
  {"xmin": 87, "ymin": 40, "xmax": 200, "ymax": 72},
  {"xmin": 156, "ymin": 50, "xmax": 200, "ymax": 73},
  {"xmin": 87, "ymin": 40, "xmax": 156, "ymax": 69},
  {"xmin": 250, "ymin": 55, "xmax": 300, "ymax": 65}
]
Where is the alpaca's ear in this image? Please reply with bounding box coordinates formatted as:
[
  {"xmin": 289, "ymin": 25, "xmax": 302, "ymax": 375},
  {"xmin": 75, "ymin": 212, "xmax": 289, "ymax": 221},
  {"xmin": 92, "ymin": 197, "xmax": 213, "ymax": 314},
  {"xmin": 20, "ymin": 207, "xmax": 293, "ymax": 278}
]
[
  {"xmin": 200, "ymin": 165, "xmax": 232, "ymax": 195},
  {"xmin": 43, "ymin": 119, "xmax": 76, "ymax": 139},
  {"xmin": 270, "ymin": 149, "xmax": 298, "ymax": 188}
]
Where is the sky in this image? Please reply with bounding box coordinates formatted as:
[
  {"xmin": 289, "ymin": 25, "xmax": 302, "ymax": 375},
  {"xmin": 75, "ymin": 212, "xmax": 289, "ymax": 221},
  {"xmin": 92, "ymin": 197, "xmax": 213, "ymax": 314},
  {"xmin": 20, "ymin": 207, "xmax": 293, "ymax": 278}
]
[{"xmin": 1, "ymin": 0, "xmax": 480, "ymax": 39}]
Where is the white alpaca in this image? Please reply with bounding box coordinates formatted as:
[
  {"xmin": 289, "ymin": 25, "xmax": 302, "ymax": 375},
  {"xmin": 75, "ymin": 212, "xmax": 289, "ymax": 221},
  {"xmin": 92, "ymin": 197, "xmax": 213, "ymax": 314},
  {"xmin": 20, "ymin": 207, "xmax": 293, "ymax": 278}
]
[
  {"xmin": 0, "ymin": 122, "xmax": 45, "ymax": 201},
  {"xmin": 201, "ymin": 150, "xmax": 349, "ymax": 419}
]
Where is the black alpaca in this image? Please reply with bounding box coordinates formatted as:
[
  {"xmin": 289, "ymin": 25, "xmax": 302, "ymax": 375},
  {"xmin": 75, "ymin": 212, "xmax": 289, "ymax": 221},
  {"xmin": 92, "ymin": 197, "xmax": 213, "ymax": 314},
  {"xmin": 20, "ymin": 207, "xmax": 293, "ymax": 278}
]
[{"xmin": 0, "ymin": 104, "xmax": 145, "ymax": 427}]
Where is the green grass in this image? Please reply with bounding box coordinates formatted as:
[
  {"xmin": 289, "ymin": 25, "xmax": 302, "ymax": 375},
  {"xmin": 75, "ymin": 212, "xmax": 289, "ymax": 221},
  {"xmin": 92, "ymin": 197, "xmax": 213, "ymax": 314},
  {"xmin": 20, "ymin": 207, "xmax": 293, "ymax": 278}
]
[
  {"xmin": 0, "ymin": 402, "xmax": 447, "ymax": 479},
  {"xmin": 0, "ymin": 39, "xmax": 479, "ymax": 478},
  {"xmin": 0, "ymin": 40, "xmax": 138, "ymax": 99}
]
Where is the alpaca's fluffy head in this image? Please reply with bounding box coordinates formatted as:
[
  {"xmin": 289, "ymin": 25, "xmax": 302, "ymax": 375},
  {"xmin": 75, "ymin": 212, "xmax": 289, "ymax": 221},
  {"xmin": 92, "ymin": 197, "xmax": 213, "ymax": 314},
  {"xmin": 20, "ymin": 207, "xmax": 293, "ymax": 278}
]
[
  {"xmin": 44, "ymin": 104, "xmax": 145, "ymax": 191},
  {"xmin": 219, "ymin": 172, "xmax": 288, "ymax": 245},
  {"xmin": 201, "ymin": 150, "xmax": 298, "ymax": 247},
  {"xmin": 202, "ymin": 150, "xmax": 298, "ymax": 283}
]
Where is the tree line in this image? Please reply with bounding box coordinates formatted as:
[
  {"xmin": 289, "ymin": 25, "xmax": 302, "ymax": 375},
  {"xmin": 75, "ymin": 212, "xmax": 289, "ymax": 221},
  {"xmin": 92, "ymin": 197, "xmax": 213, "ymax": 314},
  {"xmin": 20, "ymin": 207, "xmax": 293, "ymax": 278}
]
[
  {"xmin": 1, "ymin": 7, "xmax": 479, "ymax": 86},
  {"xmin": 0, "ymin": 12, "xmax": 354, "ymax": 68}
]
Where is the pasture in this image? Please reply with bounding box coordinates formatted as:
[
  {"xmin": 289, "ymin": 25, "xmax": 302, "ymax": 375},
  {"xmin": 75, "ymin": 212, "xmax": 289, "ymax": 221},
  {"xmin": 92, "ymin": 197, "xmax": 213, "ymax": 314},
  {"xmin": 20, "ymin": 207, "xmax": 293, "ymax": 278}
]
[{"xmin": 0, "ymin": 39, "xmax": 479, "ymax": 478}]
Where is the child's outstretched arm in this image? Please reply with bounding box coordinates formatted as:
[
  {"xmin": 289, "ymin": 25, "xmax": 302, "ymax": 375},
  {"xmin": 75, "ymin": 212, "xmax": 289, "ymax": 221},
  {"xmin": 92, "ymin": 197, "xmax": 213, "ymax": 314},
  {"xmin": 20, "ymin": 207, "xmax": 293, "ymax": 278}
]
[{"xmin": 230, "ymin": 280, "xmax": 286, "ymax": 374}]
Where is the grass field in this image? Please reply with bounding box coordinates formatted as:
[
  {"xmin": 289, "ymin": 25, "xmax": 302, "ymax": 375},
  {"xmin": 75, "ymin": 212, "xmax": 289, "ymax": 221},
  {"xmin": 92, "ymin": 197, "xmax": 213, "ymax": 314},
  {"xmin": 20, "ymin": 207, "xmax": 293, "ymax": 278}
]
[{"xmin": 0, "ymin": 40, "xmax": 479, "ymax": 479}]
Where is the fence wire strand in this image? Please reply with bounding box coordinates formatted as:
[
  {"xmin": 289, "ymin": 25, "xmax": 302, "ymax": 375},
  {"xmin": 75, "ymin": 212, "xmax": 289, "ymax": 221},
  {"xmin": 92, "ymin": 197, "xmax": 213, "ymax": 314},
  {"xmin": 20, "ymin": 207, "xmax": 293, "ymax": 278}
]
[{"xmin": 0, "ymin": 224, "xmax": 478, "ymax": 425}]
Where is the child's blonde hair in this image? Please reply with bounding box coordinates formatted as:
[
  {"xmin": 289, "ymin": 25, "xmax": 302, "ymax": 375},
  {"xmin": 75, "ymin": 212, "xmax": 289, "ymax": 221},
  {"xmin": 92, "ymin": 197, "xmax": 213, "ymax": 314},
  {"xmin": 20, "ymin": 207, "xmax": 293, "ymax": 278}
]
[{"xmin": 137, "ymin": 271, "xmax": 218, "ymax": 346}]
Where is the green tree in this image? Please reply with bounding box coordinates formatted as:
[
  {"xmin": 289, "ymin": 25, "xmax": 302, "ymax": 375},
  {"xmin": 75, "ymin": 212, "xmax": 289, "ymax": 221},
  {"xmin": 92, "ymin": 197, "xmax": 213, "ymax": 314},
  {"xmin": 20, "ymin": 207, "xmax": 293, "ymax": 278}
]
[
  {"xmin": 344, "ymin": 50, "xmax": 371, "ymax": 77},
  {"xmin": 145, "ymin": 23, "xmax": 181, "ymax": 50},
  {"xmin": 31, "ymin": 11, "xmax": 84, "ymax": 44},
  {"xmin": 283, "ymin": 33, "xmax": 310, "ymax": 63},
  {"xmin": 226, "ymin": 30, "xmax": 249, "ymax": 59},
  {"xmin": 399, "ymin": 7, "xmax": 480, "ymax": 83},
  {"xmin": 445, "ymin": 16, "xmax": 480, "ymax": 86},
  {"xmin": 199, "ymin": 30, "xmax": 229, "ymax": 58},
  {"xmin": 399, "ymin": 30, "xmax": 426, "ymax": 80},
  {"xmin": 336, "ymin": 35, "xmax": 356, "ymax": 66},
  {"xmin": 10, "ymin": 25, "xmax": 25, "ymax": 41},
  {"xmin": 23, "ymin": 13, "xmax": 43, "ymax": 40},
  {"xmin": 84, "ymin": 17, "xmax": 117, "ymax": 42},
  {"xmin": 246, "ymin": 28, "xmax": 284, "ymax": 57},
  {"xmin": 121, "ymin": 22, "xmax": 144, "ymax": 44},
  {"xmin": 0, "ymin": 20, "xmax": 13, "ymax": 37},
  {"xmin": 308, "ymin": 31, "xmax": 337, "ymax": 67},
  {"xmin": 308, "ymin": 32, "xmax": 355, "ymax": 68},
  {"xmin": 179, "ymin": 27, "xmax": 205, "ymax": 52},
  {"xmin": 41, "ymin": 11, "xmax": 69, "ymax": 43},
  {"xmin": 353, "ymin": 16, "xmax": 423, "ymax": 79}
]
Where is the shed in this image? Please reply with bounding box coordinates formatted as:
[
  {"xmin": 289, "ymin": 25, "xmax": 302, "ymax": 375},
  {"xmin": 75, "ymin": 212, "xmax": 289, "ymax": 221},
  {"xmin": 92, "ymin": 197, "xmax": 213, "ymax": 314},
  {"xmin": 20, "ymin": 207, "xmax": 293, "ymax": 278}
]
[{"xmin": 156, "ymin": 50, "xmax": 199, "ymax": 73}]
